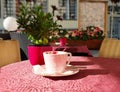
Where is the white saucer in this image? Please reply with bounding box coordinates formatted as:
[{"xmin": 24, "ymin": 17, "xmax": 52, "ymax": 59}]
[{"xmin": 32, "ymin": 65, "xmax": 80, "ymax": 77}]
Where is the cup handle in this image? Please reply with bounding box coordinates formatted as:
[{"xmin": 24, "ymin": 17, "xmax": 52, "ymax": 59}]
[{"xmin": 67, "ymin": 52, "xmax": 72, "ymax": 65}]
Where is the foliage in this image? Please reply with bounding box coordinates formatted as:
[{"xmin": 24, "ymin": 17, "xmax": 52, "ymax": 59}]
[
  {"xmin": 17, "ymin": 3, "xmax": 59, "ymax": 45},
  {"xmin": 49, "ymin": 29, "xmax": 69, "ymax": 42},
  {"xmin": 50, "ymin": 26, "xmax": 105, "ymax": 42},
  {"xmin": 68, "ymin": 26, "xmax": 105, "ymax": 41}
]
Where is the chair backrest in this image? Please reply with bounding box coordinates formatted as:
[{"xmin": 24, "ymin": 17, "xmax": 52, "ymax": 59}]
[
  {"xmin": 99, "ymin": 38, "xmax": 120, "ymax": 58},
  {"xmin": 0, "ymin": 39, "xmax": 21, "ymax": 67}
]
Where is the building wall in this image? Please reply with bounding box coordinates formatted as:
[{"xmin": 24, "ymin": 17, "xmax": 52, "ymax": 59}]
[
  {"xmin": 0, "ymin": 0, "xmax": 119, "ymax": 34},
  {"xmin": 47, "ymin": 0, "xmax": 78, "ymax": 30}
]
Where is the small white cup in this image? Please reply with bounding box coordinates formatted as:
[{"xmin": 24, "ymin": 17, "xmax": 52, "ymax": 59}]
[{"xmin": 43, "ymin": 51, "xmax": 72, "ymax": 74}]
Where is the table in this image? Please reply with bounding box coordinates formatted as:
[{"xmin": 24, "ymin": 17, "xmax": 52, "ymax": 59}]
[
  {"xmin": 1, "ymin": 57, "xmax": 120, "ymax": 92},
  {"xmin": 53, "ymin": 45, "xmax": 93, "ymax": 56}
]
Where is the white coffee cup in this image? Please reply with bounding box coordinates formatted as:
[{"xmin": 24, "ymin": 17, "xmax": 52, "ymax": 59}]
[{"xmin": 43, "ymin": 51, "xmax": 72, "ymax": 74}]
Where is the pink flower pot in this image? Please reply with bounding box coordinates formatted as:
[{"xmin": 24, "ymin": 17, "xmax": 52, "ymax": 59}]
[
  {"xmin": 28, "ymin": 45, "xmax": 52, "ymax": 65},
  {"xmin": 59, "ymin": 38, "xmax": 67, "ymax": 46}
]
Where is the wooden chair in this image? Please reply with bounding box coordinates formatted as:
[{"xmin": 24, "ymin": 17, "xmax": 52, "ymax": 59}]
[
  {"xmin": 98, "ymin": 38, "xmax": 120, "ymax": 58},
  {"xmin": 0, "ymin": 39, "xmax": 21, "ymax": 67}
]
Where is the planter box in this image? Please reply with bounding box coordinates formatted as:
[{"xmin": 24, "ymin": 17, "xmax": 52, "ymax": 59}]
[{"xmin": 68, "ymin": 39, "xmax": 103, "ymax": 50}]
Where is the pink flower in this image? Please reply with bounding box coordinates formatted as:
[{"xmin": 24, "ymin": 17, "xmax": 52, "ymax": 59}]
[
  {"xmin": 71, "ymin": 32, "xmax": 77, "ymax": 37},
  {"xmin": 79, "ymin": 31, "xmax": 83, "ymax": 35},
  {"xmin": 94, "ymin": 27, "xmax": 101, "ymax": 32},
  {"xmin": 71, "ymin": 30, "xmax": 79, "ymax": 37},
  {"xmin": 90, "ymin": 33, "xmax": 94, "ymax": 37}
]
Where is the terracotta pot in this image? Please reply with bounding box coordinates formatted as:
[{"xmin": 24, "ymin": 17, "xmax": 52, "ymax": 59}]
[
  {"xmin": 86, "ymin": 39, "xmax": 103, "ymax": 50},
  {"xmin": 68, "ymin": 39, "xmax": 103, "ymax": 50}
]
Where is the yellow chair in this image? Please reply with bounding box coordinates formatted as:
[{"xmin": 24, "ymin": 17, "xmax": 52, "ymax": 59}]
[
  {"xmin": 0, "ymin": 39, "xmax": 21, "ymax": 67},
  {"xmin": 99, "ymin": 38, "xmax": 120, "ymax": 58}
]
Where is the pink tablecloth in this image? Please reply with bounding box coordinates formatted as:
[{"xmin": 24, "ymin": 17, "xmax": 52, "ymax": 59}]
[{"xmin": 1, "ymin": 57, "xmax": 120, "ymax": 92}]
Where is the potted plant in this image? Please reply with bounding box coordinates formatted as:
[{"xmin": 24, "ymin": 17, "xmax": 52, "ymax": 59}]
[
  {"xmin": 49, "ymin": 29, "xmax": 69, "ymax": 46},
  {"xmin": 68, "ymin": 26, "xmax": 105, "ymax": 41},
  {"xmin": 68, "ymin": 26, "xmax": 105, "ymax": 49},
  {"xmin": 16, "ymin": 3, "xmax": 59, "ymax": 65},
  {"xmin": 49, "ymin": 25, "xmax": 105, "ymax": 49},
  {"xmin": 17, "ymin": 3, "xmax": 59, "ymax": 45}
]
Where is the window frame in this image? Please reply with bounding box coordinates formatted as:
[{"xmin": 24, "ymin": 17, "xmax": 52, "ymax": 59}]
[{"xmin": 58, "ymin": 0, "xmax": 77, "ymax": 20}]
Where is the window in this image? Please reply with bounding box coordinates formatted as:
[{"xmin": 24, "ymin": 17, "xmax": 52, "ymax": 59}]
[
  {"xmin": 59, "ymin": 0, "xmax": 77, "ymax": 20},
  {"xmin": 1, "ymin": 0, "xmax": 47, "ymax": 18},
  {"xmin": 40, "ymin": 0, "xmax": 47, "ymax": 13},
  {"xmin": 3, "ymin": 0, "xmax": 16, "ymax": 18},
  {"xmin": 0, "ymin": 1, "xmax": 4, "ymax": 30},
  {"xmin": 108, "ymin": 0, "xmax": 120, "ymax": 39},
  {"xmin": 26, "ymin": 0, "xmax": 47, "ymax": 12},
  {"xmin": 0, "ymin": 0, "xmax": 3, "ymax": 18},
  {"xmin": 0, "ymin": 1, "xmax": 1, "ymax": 18}
]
